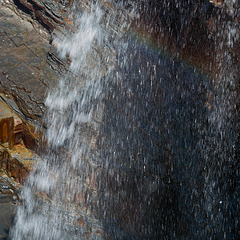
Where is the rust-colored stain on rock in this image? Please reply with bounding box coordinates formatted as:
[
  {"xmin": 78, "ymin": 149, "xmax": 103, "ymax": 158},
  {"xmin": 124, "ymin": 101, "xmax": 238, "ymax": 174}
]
[{"xmin": 2, "ymin": 122, "xmax": 8, "ymax": 143}]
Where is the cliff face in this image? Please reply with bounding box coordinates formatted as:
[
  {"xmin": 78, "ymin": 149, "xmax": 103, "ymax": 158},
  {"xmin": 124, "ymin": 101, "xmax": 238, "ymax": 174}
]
[
  {"xmin": 0, "ymin": 1, "xmax": 59, "ymax": 237},
  {"xmin": 0, "ymin": 0, "xmax": 239, "ymax": 239}
]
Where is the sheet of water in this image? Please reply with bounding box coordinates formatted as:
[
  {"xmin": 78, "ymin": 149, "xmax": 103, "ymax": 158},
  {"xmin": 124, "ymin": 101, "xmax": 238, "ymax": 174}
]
[{"xmin": 10, "ymin": 4, "xmax": 110, "ymax": 240}]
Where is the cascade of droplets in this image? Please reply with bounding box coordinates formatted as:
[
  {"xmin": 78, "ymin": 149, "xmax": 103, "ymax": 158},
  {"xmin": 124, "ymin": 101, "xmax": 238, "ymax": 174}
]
[
  {"xmin": 10, "ymin": 5, "xmax": 108, "ymax": 240},
  {"xmin": 198, "ymin": 14, "xmax": 239, "ymax": 239}
]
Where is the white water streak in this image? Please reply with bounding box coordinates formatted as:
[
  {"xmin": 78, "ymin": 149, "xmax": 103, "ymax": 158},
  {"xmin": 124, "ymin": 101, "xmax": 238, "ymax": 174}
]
[{"xmin": 11, "ymin": 5, "xmax": 106, "ymax": 240}]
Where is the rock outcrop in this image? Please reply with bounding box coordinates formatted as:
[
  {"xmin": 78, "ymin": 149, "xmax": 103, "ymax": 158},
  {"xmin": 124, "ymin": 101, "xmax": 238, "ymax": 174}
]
[
  {"xmin": 0, "ymin": 4, "xmax": 58, "ymax": 120},
  {"xmin": 0, "ymin": 96, "xmax": 40, "ymax": 238}
]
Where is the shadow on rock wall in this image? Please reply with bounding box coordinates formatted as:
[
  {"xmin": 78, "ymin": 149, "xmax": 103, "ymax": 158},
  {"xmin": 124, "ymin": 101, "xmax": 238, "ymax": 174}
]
[{"xmin": 96, "ymin": 31, "xmax": 239, "ymax": 239}]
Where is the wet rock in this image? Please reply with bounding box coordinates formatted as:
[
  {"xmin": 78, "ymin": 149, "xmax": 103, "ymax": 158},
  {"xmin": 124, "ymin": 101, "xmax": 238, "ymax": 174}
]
[
  {"xmin": 0, "ymin": 99, "xmax": 39, "ymax": 237},
  {"xmin": 0, "ymin": 95, "xmax": 40, "ymax": 149},
  {"xmin": 0, "ymin": 97, "xmax": 40, "ymax": 185},
  {"xmin": 0, "ymin": 5, "xmax": 59, "ymax": 120},
  {"xmin": 0, "ymin": 97, "xmax": 22, "ymax": 148},
  {"xmin": 0, "ymin": 141, "xmax": 39, "ymax": 184},
  {"xmin": 11, "ymin": 0, "xmax": 72, "ymax": 32},
  {"xmin": 0, "ymin": 173, "xmax": 20, "ymax": 239}
]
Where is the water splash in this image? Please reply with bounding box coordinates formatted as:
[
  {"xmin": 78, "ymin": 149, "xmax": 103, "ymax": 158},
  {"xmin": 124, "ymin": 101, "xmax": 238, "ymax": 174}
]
[{"xmin": 10, "ymin": 4, "xmax": 109, "ymax": 240}]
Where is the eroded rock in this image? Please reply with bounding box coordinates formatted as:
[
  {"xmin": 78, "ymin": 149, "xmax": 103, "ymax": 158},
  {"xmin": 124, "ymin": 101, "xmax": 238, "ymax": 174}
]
[
  {"xmin": 0, "ymin": 97, "xmax": 40, "ymax": 183},
  {"xmin": 0, "ymin": 5, "xmax": 59, "ymax": 120},
  {"xmin": 0, "ymin": 96, "xmax": 40, "ymax": 238}
]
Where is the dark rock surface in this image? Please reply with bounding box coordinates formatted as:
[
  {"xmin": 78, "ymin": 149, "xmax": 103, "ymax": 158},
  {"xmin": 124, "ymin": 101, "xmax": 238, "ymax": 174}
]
[{"xmin": 0, "ymin": 173, "xmax": 20, "ymax": 239}]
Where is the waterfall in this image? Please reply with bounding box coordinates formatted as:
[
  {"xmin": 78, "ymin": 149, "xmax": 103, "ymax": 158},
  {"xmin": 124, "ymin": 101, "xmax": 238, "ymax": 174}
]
[
  {"xmin": 10, "ymin": 4, "xmax": 112, "ymax": 240},
  {"xmin": 9, "ymin": 1, "xmax": 239, "ymax": 239}
]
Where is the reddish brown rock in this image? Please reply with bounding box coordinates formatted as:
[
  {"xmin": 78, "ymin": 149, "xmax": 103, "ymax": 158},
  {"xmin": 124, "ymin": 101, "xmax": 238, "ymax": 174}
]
[
  {"xmin": 0, "ymin": 98, "xmax": 39, "ymax": 184},
  {"xmin": 0, "ymin": 99, "xmax": 16, "ymax": 148},
  {"xmin": 0, "ymin": 144, "xmax": 38, "ymax": 184},
  {"xmin": 0, "ymin": 148, "xmax": 10, "ymax": 171}
]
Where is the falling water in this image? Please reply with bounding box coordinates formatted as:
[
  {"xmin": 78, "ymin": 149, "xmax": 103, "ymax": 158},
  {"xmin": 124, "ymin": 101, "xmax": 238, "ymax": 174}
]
[
  {"xmin": 10, "ymin": 3, "xmax": 113, "ymax": 239},
  {"xmin": 10, "ymin": 1, "xmax": 239, "ymax": 239}
]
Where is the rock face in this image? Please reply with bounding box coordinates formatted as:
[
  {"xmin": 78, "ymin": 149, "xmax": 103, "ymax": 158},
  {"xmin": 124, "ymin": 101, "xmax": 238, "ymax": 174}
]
[
  {"xmin": 0, "ymin": 97, "xmax": 40, "ymax": 238},
  {"xmin": 12, "ymin": 0, "xmax": 72, "ymax": 32},
  {"xmin": 0, "ymin": 173, "xmax": 19, "ymax": 239},
  {"xmin": 0, "ymin": 11, "xmax": 45, "ymax": 230},
  {"xmin": 0, "ymin": 3, "xmax": 59, "ymax": 120},
  {"xmin": 0, "ymin": 0, "xmax": 239, "ymax": 239},
  {"xmin": 0, "ymin": 95, "xmax": 40, "ymax": 179},
  {"xmin": 0, "ymin": 1, "xmax": 70, "ymax": 237}
]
